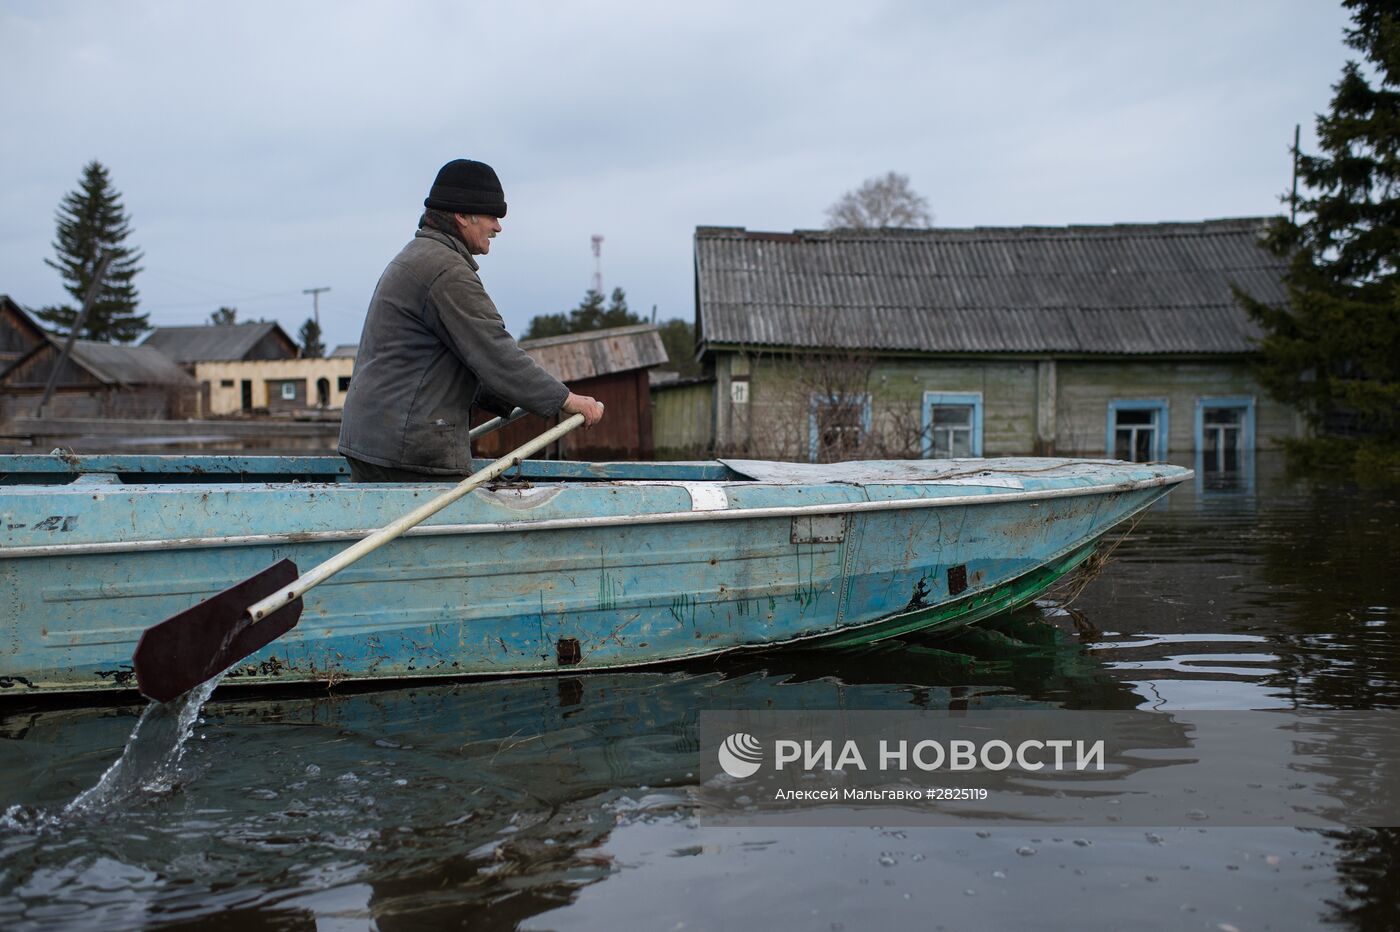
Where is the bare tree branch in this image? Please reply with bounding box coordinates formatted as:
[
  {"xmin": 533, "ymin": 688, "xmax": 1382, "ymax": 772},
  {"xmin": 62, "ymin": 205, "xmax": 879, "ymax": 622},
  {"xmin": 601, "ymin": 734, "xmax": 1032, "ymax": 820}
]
[
  {"xmin": 826, "ymin": 171, "xmax": 933, "ymax": 230},
  {"xmin": 718, "ymin": 314, "xmax": 934, "ymax": 463}
]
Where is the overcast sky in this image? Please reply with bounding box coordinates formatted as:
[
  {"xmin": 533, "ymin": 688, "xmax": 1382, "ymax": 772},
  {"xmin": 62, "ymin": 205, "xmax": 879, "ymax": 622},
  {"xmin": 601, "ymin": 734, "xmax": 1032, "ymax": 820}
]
[{"xmin": 0, "ymin": 1, "xmax": 1356, "ymax": 349}]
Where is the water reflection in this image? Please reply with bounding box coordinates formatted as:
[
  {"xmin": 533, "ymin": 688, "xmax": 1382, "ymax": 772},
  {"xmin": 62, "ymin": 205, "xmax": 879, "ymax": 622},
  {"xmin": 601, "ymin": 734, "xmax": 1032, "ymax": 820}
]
[
  {"xmin": 1194, "ymin": 448, "xmax": 1256, "ymax": 496},
  {"xmin": 1, "ymin": 453, "xmax": 1397, "ymax": 929},
  {"xmin": 0, "ymin": 615, "xmax": 1119, "ymax": 928},
  {"xmin": 1325, "ymin": 828, "xmax": 1400, "ymax": 930}
]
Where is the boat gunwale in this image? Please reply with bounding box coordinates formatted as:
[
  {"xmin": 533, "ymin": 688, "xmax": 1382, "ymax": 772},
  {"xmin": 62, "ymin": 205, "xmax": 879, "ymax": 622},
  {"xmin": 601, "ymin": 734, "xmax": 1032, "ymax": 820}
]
[{"xmin": 0, "ymin": 471, "xmax": 1190, "ymax": 560}]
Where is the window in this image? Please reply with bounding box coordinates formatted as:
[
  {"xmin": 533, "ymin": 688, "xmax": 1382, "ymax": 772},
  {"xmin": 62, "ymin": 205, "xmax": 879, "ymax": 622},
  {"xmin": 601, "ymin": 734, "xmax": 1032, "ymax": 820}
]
[
  {"xmin": 1114, "ymin": 409, "xmax": 1156, "ymax": 461},
  {"xmin": 280, "ymin": 382, "xmax": 297, "ymax": 400},
  {"xmin": 808, "ymin": 394, "xmax": 870, "ymax": 463},
  {"xmin": 922, "ymin": 392, "xmax": 983, "ymax": 458},
  {"xmin": 1195, "ymin": 396, "xmax": 1255, "ymax": 479},
  {"xmin": 1107, "ymin": 400, "xmax": 1168, "ymax": 462},
  {"xmin": 1201, "ymin": 407, "xmax": 1242, "ymax": 469},
  {"xmin": 219, "ymin": 379, "xmax": 235, "ymax": 388},
  {"xmin": 338, "ymin": 376, "xmax": 352, "ymax": 392}
]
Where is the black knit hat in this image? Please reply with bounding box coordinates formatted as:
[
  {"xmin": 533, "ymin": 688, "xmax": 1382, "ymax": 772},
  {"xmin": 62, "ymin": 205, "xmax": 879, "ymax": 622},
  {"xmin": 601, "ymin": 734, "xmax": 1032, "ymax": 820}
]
[{"xmin": 424, "ymin": 159, "xmax": 507, "ymax": 217}]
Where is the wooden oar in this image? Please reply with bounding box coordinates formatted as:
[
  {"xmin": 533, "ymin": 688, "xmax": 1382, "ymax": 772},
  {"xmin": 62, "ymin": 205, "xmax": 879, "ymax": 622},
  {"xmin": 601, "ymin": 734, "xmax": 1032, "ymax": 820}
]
[{"xmin": 132, "ymin": 410, "xmax": 592, "ymax": 703}]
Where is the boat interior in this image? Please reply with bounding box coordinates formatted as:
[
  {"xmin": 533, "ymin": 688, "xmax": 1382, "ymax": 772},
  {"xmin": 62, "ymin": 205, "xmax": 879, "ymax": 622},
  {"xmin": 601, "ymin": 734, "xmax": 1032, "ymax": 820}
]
[{"xmin": 0, "ymin": 454, "xmax": 741, "ymax": 486}]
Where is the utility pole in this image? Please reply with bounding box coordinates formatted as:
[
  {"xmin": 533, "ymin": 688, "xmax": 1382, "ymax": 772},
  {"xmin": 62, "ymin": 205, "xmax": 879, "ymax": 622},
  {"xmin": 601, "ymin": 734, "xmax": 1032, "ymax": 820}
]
[
  {"xmin": 302, "ymin": 286, "xmax": 330, "ymax": 327},
  {"xmin": 37, "ymin": 252, "xmax": 112, "ymax": 418},
  {"xmin": 590, "ymin": 235, "xmax": 604, "ymax": 295}
]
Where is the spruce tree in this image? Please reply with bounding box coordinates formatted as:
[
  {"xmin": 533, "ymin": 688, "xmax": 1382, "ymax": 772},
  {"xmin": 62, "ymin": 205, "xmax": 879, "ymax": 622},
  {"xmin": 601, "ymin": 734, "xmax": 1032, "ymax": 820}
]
[
  {"xmin": 522, "ymin": 287, "xmax": 644, "ymax": 339},
  {"xmin": 568, "ymin": 288, "xmax": 609, "ymax": 331},
  {"xmin": 521, "ymin": 311, "xmax": 569, "ymax": 340},
  {"xmin": 601, "ymin": 287, "xmax": 641, "ymax": 328},
  {"xmin": 298, "ymin": 317, "xmax": 325, "ymax": 358},
  {"xmin": 210, "ymin": 306, "xmax": 237, "ymax": 325},
  {"xmin": 37, "ymin": 161, "xmax": 147, "ymax": 342},
  {"xmin": 657, "ymin": 318, "xmax": 701, "ymax": 377},
  {"xmin": 1237, "ymin": 0, "xmax": 1400, "ymax": 450}
]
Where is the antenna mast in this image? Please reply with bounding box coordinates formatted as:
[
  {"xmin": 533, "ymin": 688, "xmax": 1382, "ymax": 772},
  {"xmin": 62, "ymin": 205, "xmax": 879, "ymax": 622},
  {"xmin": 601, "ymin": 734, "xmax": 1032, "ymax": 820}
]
[{"xmin": 591, "ymin": 235, "xmax": 604, "ymax": 295}]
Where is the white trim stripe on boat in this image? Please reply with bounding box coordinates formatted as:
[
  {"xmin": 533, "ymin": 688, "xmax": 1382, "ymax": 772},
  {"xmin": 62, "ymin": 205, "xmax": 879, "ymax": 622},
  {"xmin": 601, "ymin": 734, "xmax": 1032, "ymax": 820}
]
[{"xmin": 0, "ymin": 473, "xmax": 1186, "ymax": 559}]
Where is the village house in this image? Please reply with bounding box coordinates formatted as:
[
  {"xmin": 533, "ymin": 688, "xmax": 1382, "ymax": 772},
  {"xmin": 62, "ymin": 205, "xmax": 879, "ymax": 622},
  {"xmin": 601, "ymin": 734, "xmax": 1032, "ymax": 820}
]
[
  {"xmin": 0, "ymin": 296, "xmax": 197, "ymax": 421},
  {"xmin": 194, "ymin": 356, "xmax": 357, "ymax": 414},
  {"xmin": 141, "ymin": 322, "xmax": 355, "ymax": 414},
  {"xmin": 472, "ymin": 324, "xmax": 669, "ymax": 461},
  {"xmin": 677, "ymin": 218, "xmax": 1303, "ymax": 476}
]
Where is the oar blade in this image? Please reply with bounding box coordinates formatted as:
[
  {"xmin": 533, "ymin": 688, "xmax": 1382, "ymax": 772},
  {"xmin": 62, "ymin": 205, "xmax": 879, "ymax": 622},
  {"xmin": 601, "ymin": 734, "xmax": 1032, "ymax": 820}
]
[{"xmin": 133, "ymin": 559, "xmax": 304, "ymax": 703}]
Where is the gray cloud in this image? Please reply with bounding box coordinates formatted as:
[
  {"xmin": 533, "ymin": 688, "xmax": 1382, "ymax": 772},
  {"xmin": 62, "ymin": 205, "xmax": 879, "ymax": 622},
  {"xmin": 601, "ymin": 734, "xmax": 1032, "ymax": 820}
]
[{"xmin": 0, "ymin": 0, "xmax": 1353, "ymax": 349}]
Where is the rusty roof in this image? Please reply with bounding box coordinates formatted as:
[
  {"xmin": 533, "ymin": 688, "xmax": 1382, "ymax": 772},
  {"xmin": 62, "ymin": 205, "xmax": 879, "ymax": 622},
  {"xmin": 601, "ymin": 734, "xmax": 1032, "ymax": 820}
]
[
  {"xmin": 520, "ymin": 324, "xmax": 668, "ymax": 382},
  {"xmin": 694, "ymin": 218, "xmax": 1287, "ymax": 355}
]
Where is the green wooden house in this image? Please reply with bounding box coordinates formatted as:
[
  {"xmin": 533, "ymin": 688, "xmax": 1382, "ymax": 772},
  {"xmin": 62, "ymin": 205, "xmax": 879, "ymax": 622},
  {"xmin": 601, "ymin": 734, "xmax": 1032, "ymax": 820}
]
[{"xmin": 671, "ymin": 218, "xmax": 1302, "ymax": 474}]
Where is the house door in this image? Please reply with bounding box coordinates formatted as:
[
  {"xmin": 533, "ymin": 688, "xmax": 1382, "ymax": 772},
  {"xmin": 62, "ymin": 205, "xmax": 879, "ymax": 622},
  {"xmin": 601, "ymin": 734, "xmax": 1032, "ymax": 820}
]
[{"xmin": 240, "ymin": 380, "xmax": 253, "ymax": 411}]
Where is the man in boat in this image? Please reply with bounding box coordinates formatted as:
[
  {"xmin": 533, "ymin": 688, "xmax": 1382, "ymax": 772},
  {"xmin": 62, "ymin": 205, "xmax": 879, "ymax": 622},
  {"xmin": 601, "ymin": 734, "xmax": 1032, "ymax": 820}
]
[{"xmin": 339, "ymin": 159, "xmax": 605, "ymax": 482}]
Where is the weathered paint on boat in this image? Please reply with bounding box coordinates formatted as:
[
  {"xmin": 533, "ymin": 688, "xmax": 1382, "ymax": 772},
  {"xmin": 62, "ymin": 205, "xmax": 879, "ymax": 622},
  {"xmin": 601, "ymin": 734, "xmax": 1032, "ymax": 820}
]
[{"xmin": 0, "ymin": 454, "xmax": 1189, "ymax": 699}]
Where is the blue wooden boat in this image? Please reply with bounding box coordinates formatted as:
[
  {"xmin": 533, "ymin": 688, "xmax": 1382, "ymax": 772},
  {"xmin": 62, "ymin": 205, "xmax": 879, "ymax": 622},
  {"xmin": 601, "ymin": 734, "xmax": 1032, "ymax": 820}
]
[{"xmin": 0, "ymin": 452, "xmax": 1189, "ymax": 700}]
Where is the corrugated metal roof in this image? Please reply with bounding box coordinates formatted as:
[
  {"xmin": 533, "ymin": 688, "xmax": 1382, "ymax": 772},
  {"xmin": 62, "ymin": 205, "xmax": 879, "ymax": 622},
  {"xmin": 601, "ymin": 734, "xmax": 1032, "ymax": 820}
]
[
  {"xmin": 519, "ymin": 324, "xmax": 669, "ymax": 382},
  {"xmin": 60, "ymin": 337, "xmax": 198, "ymax": 386},
  {"xmin": 0, "ymin": 295, "xmax": 48, "ymax": 343},
  {"xmin": 141, "ymin": 322, "xmax": 294, "ymax": 362},
  {"xmin": 0, "ymin": 298, "xmax": 193, "ymax": 386},
  {"xmin": 695, "ymin": 218, "xmax": 1287, "ymax": 354},
  {"xmin": 329, "ymin": 343, "xmax": 358, "ymax": 358}
]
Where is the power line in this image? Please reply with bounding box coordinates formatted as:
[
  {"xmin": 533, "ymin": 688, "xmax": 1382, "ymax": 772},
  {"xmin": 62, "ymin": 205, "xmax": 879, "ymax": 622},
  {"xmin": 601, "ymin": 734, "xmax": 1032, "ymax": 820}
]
[{"xmin": 140, "ymin": 290, "xmax": 302, "ymax": 311}]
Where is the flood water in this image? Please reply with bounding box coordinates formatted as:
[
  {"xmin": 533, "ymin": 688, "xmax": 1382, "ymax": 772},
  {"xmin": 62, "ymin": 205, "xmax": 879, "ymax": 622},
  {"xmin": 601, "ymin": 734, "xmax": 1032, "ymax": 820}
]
[{"xmin": 2, "ymin": 454, "xmax": 1397, "ymax": 930}]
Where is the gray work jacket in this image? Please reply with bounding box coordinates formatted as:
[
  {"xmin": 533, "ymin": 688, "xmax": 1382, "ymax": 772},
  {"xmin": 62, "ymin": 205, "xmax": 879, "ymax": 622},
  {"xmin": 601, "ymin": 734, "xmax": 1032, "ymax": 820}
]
[{"xmin": 338, "ymin": 228, "xmax": 569, "ymax": 474}]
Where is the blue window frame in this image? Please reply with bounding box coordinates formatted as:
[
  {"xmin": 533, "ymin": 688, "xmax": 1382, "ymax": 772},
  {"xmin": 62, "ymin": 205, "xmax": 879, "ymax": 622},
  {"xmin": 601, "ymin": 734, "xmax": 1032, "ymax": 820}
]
[
  {"xmin": 808, "ymin": 393, "xmax": 871, "ymax": 463},
  {"xmin": 1106, "ymin": 399, "xmax": 1169, "ymax": 462},
  {"xmin": 1195, "ymin": 395, "xmax": 1256, "ymax": 475},
  {"xmin": 921, "ymin": 391, "xmax": 983, "ymax": 458}
]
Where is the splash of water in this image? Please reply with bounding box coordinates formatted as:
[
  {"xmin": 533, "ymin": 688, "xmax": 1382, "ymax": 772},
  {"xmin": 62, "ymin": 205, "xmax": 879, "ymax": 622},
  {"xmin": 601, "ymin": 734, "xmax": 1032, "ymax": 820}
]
[{"xmin": 60, "ymin": 673, "xmax": 225, "ymax": 819}]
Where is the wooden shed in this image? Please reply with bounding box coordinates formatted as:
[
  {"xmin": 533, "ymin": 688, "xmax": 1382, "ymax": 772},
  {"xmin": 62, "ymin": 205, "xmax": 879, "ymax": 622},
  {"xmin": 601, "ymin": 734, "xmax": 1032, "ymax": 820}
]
[
  {"xmin": 0, "ymin": 296, "xmax": 198, "ymax": 421},
  {"xmin": 471, "ymin": 324, "xmax": 668, "ymax": 461},
  {"xmin": 1, "ymin": 295, "xmax": 45, "ymax": 372}
]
